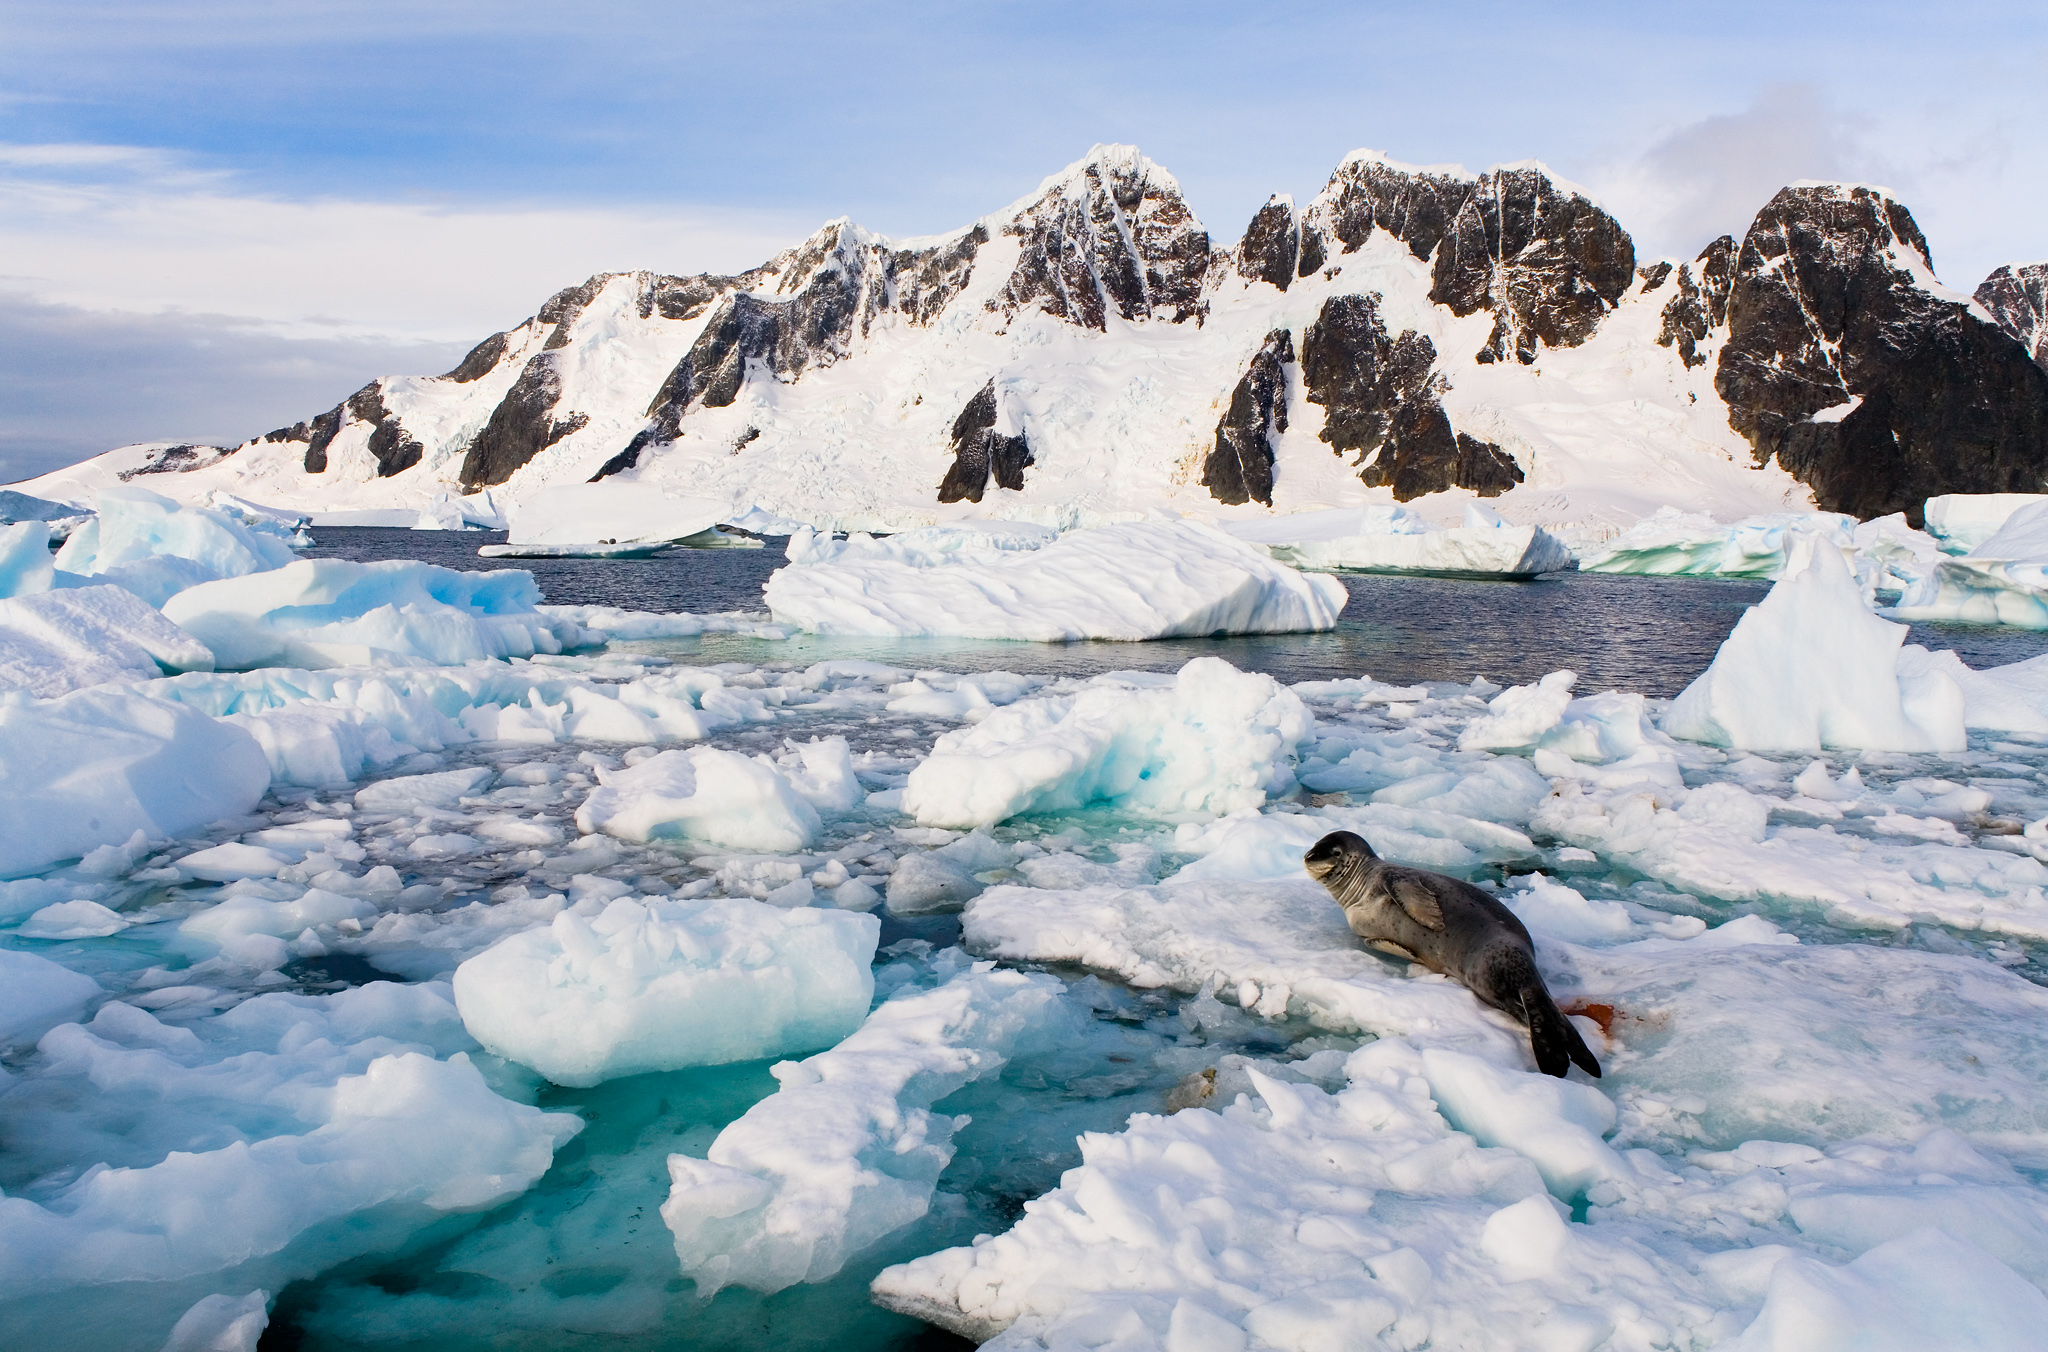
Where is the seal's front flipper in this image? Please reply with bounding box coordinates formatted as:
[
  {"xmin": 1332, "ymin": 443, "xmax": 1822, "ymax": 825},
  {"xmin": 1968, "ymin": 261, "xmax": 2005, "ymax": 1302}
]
[{"xmin": 1524, "ymin": 988, "xmax": 1602, "ymax": 1079}]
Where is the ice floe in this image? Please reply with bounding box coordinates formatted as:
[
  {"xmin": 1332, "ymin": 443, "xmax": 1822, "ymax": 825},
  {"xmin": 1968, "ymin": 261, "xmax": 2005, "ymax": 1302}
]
[
  {"xmin": 1892, "ymin": 499, "xmax": 2048, "ymax": 629},
  {"xmin": 1225, "ymin": 503, "xmax": 1571, "ymax": 577},
  {"xmin": 486, "ymin": 483, "xmax": 729, "ymax": 557},
  {"xmin": 454, "ymin": 895, "xmax": 878, "ymax": 1085},
  {"xmin": 1580, "ymin": 506, "xmax": 1941, "ymax": 595},
  {"xmin": 2, "ymin": 601, "xmax": 2048, "ymax": 1351},
  {"xmin": 161, "ymin": 559, "xmax": 584, "ymax": 670},
  {"xmin": 764, "ymin": 520, "xmax": 1347, "ymax": 640},
  {"xmin": 902, "ymin": 658, "xmax": 1315, "ymax": 829}
]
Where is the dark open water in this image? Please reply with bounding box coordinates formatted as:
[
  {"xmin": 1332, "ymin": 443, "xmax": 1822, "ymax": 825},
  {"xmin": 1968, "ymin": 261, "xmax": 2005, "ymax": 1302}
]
[{"xmin": 307, "ymin": 527, "xmax": 2048, "ymax": 696}]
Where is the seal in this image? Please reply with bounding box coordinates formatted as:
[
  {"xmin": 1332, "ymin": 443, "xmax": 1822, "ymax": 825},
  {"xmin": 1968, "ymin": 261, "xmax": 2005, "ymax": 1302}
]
[{"xmin": 1303, "ymin": 830, "xmax": 1600, "ymax": 1078}]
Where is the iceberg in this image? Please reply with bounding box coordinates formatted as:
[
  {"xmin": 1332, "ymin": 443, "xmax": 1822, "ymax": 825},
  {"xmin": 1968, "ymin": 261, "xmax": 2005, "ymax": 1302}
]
[
  {"xmin": 0, "ymin": 585, "xmax": 215, "ymax": 697},
  {"xmin": 453, "ymin": 895, "xmax": 879, "ymax": 1086},
  {"xmin": 161, "ymin": 559, "xmax": 584, "ymax": 670},
  {"xmin": 0, "ymin": 687, "xmax": 270, "ymax": 878},
  {"xmin": 52, "ymin": 487, "xmax": 299, "ymax": 606},
  {"xmin": 1225, "ymin": 504, "xmax": 1571, "ymax": 577},
  {"xmin": 1922, "ymin": 492, "xmax": 2048, "ymax": 555},
  {"xmin": 1664, "ymin": 536, "xmax": 1967, "ymax": 752},
  {"xmin": 1891, "ymin": 499, "xmax": 2048, "ymax": 628},
  {"xmin": 662, "ymin": 963, "xmax": 1067, "ymax": 1295},
  {"xmin": 902, "ymin": 657, "xmax": 1316, "ymax": 828},
  {"xmin": 486, "ymin": 483, "xmax": 728, "ymax": 556},
  {"xmin": 764, "ymin": 520, "xmax": 1347, "ymax": 640},
  {"xmin": 574, "ymin": 746, "xmax": 824, "ymax": 852}
]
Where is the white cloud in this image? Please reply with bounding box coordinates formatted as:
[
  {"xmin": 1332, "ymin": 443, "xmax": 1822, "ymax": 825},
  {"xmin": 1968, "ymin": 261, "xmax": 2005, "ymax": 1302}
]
[
  {"xmin": 1587, "ymin": 85, "xmax": 1857, "ymax": 263},
  {"xmin": 0, "ymin": 142, "xmax": 813, "ymax": 343}
]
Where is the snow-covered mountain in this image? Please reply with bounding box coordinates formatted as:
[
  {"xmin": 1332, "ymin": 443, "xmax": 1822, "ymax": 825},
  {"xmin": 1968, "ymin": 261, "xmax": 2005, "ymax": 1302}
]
[{"xmin": 20, "ymin": 146, "xmax": 2048, "ymax": 534}]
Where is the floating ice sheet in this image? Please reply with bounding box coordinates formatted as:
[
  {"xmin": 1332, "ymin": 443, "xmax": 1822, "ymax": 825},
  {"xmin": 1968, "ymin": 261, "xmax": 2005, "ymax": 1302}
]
[
  {"xmin": 162, "ymin": 559, "xmax": 584, "ymax": 670},
  {"xmin": 764, "ymin": 521, "xmax": 1346, "ymax": 641}
]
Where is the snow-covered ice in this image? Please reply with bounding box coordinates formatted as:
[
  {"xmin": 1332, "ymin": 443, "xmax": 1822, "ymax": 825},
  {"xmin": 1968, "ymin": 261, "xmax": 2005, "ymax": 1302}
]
[
  {"xmin": 765, "ymin": 521, "xmax": 1347, "ymax": 641},
  {"xmin": 1, "ymin": 566, "xmax": 2047, "ymax": 1350},
  {"xmin": 0, "ymin": 981, "xmax": 580, "ymax": 1349},
  {"xmin": 902, "ymin": 658, "xmax": 1315, "ymax": 828},
  {"xmin": 575, "ymin": 746, "xmax": 825, "ymax": 851},
  {"xmin": 0, "ymin": 687, "xmax": 269, "ymax": 878},
  {"xmin": 51, "ymin": 487, "xmax": 299, "ymax": 607},
  {"xmin": 453, "ymin": 895, "xmax": 878, "ymax": 1086},
  {"xmin": 161, "ymin": 559, "xmax": 584, "ymax": 669},
  {"xmin": 0, "ymin": 585, "xmax": 215, "ymax": 696}
]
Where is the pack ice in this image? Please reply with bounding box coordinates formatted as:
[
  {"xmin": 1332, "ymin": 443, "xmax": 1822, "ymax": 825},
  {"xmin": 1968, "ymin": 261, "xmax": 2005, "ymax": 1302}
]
[
  {"xmin": 0, "ymin": 982, "xmax": 580, "ymax": 1350},
  {"xmin": 764, "ymin": 521, "xmax": 1347, "ymax": 640}
]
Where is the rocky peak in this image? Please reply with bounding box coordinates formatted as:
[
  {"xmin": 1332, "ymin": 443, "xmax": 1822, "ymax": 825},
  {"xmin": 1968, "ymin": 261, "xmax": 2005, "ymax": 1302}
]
[
  {"xmin": 1715, "ymin": 183, "xmax": 2048, "ymax": 521},
  {"xmin": 1234, "ymin": 196, "xmax": 1299, "ymax": 291},
  {"xmin": 990, "ymin": 144, "xmax": 1210, "ymax": 328},
  {"xmin": 1977, "ymin": 263, "xmax": 2048, "ymax": 371},
  {"xmin": 1297, "ymin": 153, "xmax": 1635, "ymax": 364},
  {"xmin": 1653, "ymin": 235, "xmax": 1737, "ymax": 368}
]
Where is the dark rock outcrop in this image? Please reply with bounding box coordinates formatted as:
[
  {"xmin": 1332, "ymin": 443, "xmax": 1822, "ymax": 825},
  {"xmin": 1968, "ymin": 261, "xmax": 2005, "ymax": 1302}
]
[
  {"xmin": 1977, "ymin": 263, "xmax": 2048, "ymax": 371},
  {"xmin": 1654, "ymin": 236, "xmax": 1736, "ymax": 368},
  {"xmin": 1298, "ymin": 157, "xmax": 1634, "ymax": 364},
  {"xmin": 937, "ymin": 381, "xmax": 1032, "ymax": 503},
  {"xmin": 459, "ymin": 355, "xmax": 588, "ymax": 489},
  {"xmin": 442, "ymin": 332, "xmax": 509, "ymax": 383},
  {"xmin": 1236, "ymin": 198, "xmax": 1299, "ymax": 292},
  {"xmin": 114, "ymin": 443, "xmax": 236, "ymax": 480},
  {"xmin": 1715, "ymin": 185, "xmax": 2048, "ymax": 522},
  {"xmin": 278, "ymin": 383, "xmax": 421, "ymax": 478},
  {"xmin": 348, "ymin": 385, "xmax": 425, "ymax": 477},
  {"xmin": 1202, "ymin": 330, "xmax": 1293, "ymax": 505},
  {"xmin": 993, "ymin": 148, "xmax": 1209, "ymax": 328},
  {"xmin": 1300, "ymin": 294, "xmax": 1520, "ymax": 500}
]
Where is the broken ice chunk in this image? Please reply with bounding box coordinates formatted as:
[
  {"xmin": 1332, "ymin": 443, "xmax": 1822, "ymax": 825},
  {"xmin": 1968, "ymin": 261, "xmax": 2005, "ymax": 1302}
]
[{"xmin": 452, "ymin": 895, "xmax": 878, "ymax": 1086}]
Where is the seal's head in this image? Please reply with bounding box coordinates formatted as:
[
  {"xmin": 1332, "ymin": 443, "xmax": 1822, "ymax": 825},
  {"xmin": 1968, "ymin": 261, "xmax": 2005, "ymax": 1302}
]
[{"xmin": 1303, "ymin": 830, "xmax": 1376, "ymax": 886}]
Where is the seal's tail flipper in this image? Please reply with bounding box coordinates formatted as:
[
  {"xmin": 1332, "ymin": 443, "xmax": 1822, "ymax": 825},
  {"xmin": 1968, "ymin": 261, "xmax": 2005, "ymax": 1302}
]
[{"xmin": 1524, "ymin": 987, "xmax": 1602, "ymax": 1079}]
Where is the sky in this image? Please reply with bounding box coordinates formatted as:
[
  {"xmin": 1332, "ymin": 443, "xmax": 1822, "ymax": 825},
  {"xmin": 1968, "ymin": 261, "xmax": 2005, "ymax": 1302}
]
[{"xmin": 3, "ymin": 0, "xmax": 2044, "ymax": 482}]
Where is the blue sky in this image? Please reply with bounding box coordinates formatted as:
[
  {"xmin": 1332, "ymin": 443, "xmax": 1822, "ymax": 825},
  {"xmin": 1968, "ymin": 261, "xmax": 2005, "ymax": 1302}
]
[{"xmin": 4, "ymin": 0, "xmax": 2044, "ymax": 480}]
